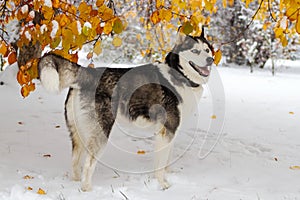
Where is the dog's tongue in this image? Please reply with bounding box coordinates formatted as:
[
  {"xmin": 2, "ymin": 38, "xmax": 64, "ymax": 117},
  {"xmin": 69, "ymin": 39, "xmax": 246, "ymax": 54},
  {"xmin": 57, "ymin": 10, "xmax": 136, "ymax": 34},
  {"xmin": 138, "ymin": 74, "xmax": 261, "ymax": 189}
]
[{"xmin": 198, "ymin": 66, "xmax": 210, "ymax": 76}]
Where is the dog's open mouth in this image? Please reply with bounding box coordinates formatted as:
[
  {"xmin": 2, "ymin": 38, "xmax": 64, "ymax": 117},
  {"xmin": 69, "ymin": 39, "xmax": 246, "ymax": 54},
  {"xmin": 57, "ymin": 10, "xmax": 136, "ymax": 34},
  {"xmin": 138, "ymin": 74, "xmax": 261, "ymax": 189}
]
[{"xmin": 189, "ymin": 61, "xmax": 210, "ymax": 77}]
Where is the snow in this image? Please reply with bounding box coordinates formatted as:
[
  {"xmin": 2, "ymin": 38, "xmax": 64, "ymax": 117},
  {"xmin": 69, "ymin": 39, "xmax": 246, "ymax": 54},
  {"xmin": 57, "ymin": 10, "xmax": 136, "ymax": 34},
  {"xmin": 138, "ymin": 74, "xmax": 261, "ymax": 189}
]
[
  {"xmin": 50, "ymin": 20, "xmax": 59, "ymax": 39},
  {"xmin": 0, "ymin": 62, "xmax": 300, "ymax": 199},
  {"xmin": 44, "ymin": 0, "xmax": 52, "ymax": 7},
  {"xmin": 21, "ymin": 5, "xmax": 28, "ymax": 14}
]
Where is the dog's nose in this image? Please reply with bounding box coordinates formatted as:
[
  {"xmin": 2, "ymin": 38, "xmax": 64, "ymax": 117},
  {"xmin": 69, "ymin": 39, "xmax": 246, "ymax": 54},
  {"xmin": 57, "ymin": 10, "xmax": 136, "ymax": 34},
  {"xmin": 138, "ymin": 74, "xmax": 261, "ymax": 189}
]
[{"xmin": 206, "ymin": 57, "xmax": 214, "ymax": 65}]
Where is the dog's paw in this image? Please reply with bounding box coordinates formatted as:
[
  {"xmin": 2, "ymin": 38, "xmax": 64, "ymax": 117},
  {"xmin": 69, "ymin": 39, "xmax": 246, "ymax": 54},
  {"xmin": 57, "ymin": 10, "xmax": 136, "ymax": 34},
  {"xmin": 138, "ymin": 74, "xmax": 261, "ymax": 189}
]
[
  {"xmin": 72, "ymin": 174, "xmax": 81, "ymax": 182},
  {"xmin": 81, "ymin": 183, "xmax": 92, "ymax": 192},
  {"xmin": 159, "ymin": 179, "xmax": 171, "ymax": 190}
]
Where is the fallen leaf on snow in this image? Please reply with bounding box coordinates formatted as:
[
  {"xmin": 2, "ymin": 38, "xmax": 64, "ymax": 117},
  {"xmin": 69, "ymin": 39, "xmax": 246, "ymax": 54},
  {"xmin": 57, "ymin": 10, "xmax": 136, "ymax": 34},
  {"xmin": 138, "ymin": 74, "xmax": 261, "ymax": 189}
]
[
  {"xmin": 23, "ymin": 175, "xmax": 34, "ymax": 179},
  {"xmin": 37, "ymin": 188, "xmax": 46, "ymax": 195},
  {"xmin": 137, "ymin": 150, "xmax": 146, "ymax": 154},
  {"xmin": 289, "ymin": 112, "xmax": 295, "ymax": 115},
  {"xmin": 289, "ymin": 166, "xmax": 300, "ymax": 170},
  {"xmin": 27, "ymin": 186, "xmax": 33, "ymax": 191},
  {"xmin": 211, "ymin": 115, "xmax": 217, "ymax": 119},
  {"xmin": 43, "ymin": 154, "xmax": 51, "ymax": 158}
]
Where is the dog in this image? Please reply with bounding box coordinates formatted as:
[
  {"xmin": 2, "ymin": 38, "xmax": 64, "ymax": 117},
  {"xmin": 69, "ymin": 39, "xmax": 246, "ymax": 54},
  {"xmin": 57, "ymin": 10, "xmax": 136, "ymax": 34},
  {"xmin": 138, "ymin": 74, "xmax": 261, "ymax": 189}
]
[{"xmin": 38, "ymin": 31, "xmax": 214, "ymax": 191}]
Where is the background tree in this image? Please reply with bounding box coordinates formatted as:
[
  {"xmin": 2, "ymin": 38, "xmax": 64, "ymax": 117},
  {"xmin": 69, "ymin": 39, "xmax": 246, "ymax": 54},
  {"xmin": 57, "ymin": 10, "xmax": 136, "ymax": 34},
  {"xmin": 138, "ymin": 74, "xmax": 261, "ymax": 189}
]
[{"xmin": 0, "ymin": 0, "xmax": 299, "ymax": 97}]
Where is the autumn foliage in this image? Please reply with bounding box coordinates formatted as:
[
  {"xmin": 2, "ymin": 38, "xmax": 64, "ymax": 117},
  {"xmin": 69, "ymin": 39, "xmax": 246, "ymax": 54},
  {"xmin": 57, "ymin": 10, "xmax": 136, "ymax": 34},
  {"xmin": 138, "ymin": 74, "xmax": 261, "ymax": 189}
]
[{"xmin": 0, "ymin": 0, "xmax": 299, "ymax": 97}]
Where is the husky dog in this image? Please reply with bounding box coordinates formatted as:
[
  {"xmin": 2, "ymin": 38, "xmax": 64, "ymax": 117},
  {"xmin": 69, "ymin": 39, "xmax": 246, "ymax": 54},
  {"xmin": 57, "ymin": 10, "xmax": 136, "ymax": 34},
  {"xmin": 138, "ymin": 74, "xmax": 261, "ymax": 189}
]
[{"xmin": 38, "ymin": 31, "xmax": 214, "ymax": 191}]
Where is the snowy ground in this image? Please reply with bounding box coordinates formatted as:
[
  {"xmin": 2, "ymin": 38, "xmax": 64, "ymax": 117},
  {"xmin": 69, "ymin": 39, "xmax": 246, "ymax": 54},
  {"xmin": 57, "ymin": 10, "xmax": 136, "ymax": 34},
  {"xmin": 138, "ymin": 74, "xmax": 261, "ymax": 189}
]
[{"xmin": 0, "ymin": 62, "xmax": 299, "ymax": 200}]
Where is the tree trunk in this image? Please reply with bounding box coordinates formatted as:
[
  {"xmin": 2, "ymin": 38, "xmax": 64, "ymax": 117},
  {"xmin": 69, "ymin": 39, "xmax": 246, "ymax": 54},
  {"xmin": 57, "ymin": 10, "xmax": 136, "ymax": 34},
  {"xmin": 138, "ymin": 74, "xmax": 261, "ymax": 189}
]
[{"xmin": 17, "ymin": 42, "xmax": 42, "ymax": 68}]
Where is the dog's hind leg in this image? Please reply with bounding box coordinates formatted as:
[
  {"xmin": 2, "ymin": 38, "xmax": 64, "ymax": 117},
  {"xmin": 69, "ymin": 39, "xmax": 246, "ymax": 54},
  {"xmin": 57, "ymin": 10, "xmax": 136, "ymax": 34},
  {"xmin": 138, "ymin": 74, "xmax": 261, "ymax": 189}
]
[
  {"xmin": 65, "ymin": 89, "xmax": 84, "ymax": 181},
  {"xmin": 81, "ymin": 136, "xmax": 107, "ymax": 192}
]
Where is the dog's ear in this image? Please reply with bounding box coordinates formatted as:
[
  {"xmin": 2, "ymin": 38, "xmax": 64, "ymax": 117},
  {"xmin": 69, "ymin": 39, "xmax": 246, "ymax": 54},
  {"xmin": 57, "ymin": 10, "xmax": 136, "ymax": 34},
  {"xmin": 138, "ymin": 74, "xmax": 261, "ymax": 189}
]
[
  {"xmin": 175, "ymin": 33, "xmax": 187, "ymax": 45},
  {"xmin": 200, "ymin": 26, "xmax": 205, "ymax": 39}
]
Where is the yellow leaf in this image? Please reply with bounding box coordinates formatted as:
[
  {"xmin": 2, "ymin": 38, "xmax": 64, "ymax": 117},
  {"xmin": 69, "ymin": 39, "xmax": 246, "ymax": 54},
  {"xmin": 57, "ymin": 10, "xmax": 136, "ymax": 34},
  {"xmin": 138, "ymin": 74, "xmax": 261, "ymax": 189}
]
[
  {"xmin": 296, "ymin": 14, "xmax": 300, "ymax": 34},
  {"xmin": 37, "ymin": 188, "xmax": 46, "ymax": 195},
  {"xmin": 96, "ymin": 0, "xmax": 104, "ymax": 7},
  {"xmin": 289, "ymin": 111, "xmax": 295, "ymax": 115},
  {"xmin": 160, "ymin": 8, "xmax": 172, "ymax": 22},
  {"xmin": 103, "ymin": 21, "xmax": 113, "ymax": 35},
  {"xmin": 50, "ymin": 37, "xmax": 61, "ymax": 49},
  {"xmin": 280, "ymin": 35, "xmax": 288, "ymax": 47},
  {"xmin": 94, "ymin": 40, "xmax": 102, "ymax": 55},
  {"xmin": 156, "ymin": 0, "xmax": 164, "ymax": 8},
  {"xmin": 113, "ymin": 18, "xmax": 124, "ymax": 34},
  {"xmin": 78, "ymin": 2, "xmax": 91, "ymax": 20},
  {"xmin": 211, "ymin": 115, "xmax": 217, "ymax": 119},
  {"xmin": 42, "ymin": 6, "xmax": 54, "ymax": 20},
  {"xmin": 290, "ymin": 165, "xmax": 300, "ymax": 170},
  {"xmin": 62, "ymin": 28, "xmax": 73, "ymax": 50},
  {"xmin": 59, "ymin": 14, "xmax": 70, "ymax": 27},
  {"xmin": 222, "ymin": 0, "xmax": 226, "ymax": 8},
  {"xmin": 214, "ymin": 49, "xmax": 222, "ymax": 65},
  {"xmin": 204, "ymin": 0, "xmax": 213, "ymax": 12},
  {"xmin": 181, "ymin": 21, "xmax": 194, "ymax": 35},
  {"xmin": 69, "ymin": 21, "xmax": 79, "ymax": 35},
  {"xmin": 274, "ymin": 27, "xmax": 283, "ymax": 38},
  {"xmin": 286, "ymin": 5, "xmax": 298, "ymax": 21},
  {"xmin": 112, "ymin": 36, "xmax": 122, "ymax": 47}
]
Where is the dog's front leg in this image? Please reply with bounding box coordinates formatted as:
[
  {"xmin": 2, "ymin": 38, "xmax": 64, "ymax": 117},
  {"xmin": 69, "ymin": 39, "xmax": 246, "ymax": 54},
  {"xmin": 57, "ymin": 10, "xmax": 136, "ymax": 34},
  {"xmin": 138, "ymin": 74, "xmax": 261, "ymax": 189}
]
[{"xmin": 154, "ymin": 126, "xmax": 174, "ymax": 190}]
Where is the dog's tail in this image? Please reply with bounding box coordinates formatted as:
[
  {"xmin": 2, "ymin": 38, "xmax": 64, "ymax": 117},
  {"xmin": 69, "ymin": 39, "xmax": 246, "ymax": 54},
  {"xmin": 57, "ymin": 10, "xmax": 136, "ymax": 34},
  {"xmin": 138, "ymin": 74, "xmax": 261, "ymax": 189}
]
[{"xmin": 38, "ymin": 54, "xmax": 80, "ymax": 93}]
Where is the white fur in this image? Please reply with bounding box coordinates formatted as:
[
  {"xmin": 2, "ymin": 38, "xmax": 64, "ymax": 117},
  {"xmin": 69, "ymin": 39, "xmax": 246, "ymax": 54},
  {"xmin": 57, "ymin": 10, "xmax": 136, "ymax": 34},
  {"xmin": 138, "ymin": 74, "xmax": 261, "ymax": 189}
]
[
  {"xmin": 154, "ymin": 127, "xmax": 172, "ymax": 190},
  {"xmin": 40, "ymin": 66, "xmax": 60, "ymax": 93}
]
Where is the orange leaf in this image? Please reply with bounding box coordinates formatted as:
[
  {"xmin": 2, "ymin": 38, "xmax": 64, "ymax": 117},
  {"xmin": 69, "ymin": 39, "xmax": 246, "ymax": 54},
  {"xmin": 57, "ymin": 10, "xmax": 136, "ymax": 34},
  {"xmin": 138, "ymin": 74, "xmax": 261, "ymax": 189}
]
[
  {"xmin": 27, "ymin": 186, "xmax": 33, "ymax": 191},
  {"xmin": 296, "ymin": 13, "xmax": 300, "ymax": 34},
  {"xmin": 0, "ymin": 41, "xmax": 8, "ymax": 57},
  {"xmin": 52, "ymin": 0, "xmax": 59, "ymax": 8},
  {"xmin": 23, "ymin": 175, "xmax": 34, "ymax": 179},
  {"xmin": 214, "ymin": 49, "xmax": 222, "ymax": 65},
  {"xmin": 87, "ymin": 52, "xmax": 93, "ymax": 59},
  {"xmin": 150, "ymin": 10, "xmax": 161, "ymax": 25},
  {"xmin": 8, "ymin": 52, "xmax": 17, "ymax": 65},
  {"xmin": 96, "ymin": 0, "xmax": 104, "ymax": 7},
  {"xmin": 37, "ymin": 188, "xmax": 46, "ymax": 195},
  {"xmin": 137, "ymin": 150, "xmax": 146, "ymax": 154},
  {"xmin": 21, "ymin": 85, "xmax": 30, "ymax": 98}
]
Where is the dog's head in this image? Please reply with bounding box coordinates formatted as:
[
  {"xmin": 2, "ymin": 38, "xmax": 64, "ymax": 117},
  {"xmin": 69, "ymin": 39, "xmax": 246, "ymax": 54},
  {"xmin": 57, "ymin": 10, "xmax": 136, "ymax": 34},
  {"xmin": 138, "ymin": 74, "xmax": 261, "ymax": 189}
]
[{"xmin": 166, "ymin": 29, "xmax": 214, "ymax": 86}]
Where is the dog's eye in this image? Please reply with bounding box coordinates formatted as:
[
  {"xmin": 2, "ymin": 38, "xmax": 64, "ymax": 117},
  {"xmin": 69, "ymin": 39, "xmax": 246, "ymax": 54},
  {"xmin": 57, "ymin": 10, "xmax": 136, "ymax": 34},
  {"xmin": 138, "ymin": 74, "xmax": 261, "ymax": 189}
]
[
  {"xmin": 191, "ymin": 49, "xmax": 200, "ymax": 54},
  {"xmin": 205, "ymin": 49, "xmax": 210, "ymax": 53}
]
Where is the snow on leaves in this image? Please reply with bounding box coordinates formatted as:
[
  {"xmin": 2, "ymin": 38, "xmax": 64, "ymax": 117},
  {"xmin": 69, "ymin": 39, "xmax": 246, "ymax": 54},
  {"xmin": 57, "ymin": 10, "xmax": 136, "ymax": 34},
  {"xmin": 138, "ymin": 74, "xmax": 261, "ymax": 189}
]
[{"xmin": 1, "ymin": 0, "xmax": 125, "ymax": 65}]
